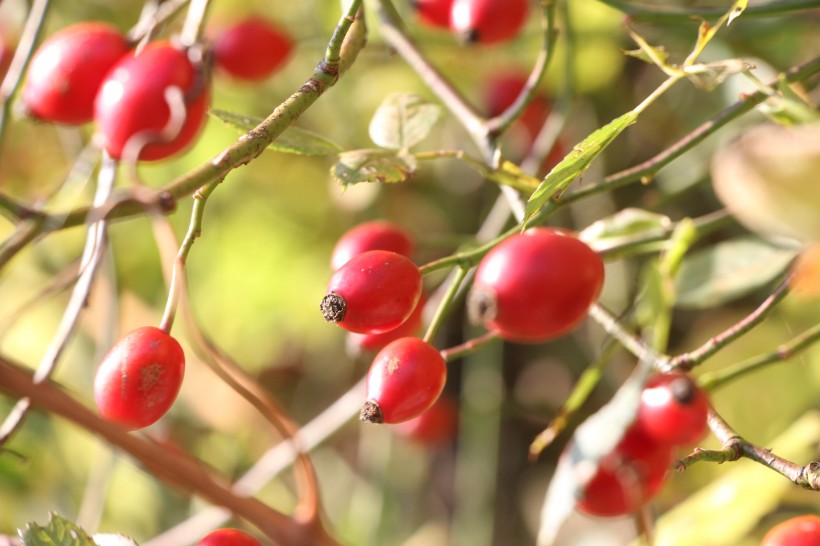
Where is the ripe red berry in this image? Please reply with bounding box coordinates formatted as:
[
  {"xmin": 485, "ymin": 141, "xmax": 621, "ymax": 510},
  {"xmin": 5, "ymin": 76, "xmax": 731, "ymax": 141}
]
[
  {"xmin": 196, "ymin": 529, "xmax": 262, "ymax": 546},
  {"xmin": 361, "ymin": 337, "xmax": 447, "ymax": 424},
  {"xmin": 348, "ymin": 294, "xmax": 426, "ymax": 354},
  {"xmin": 450, "ymin": 0, "xmax": 529, "ymax": 45},
  {"xmin": 468, "ymin": 228, "xmax": 604, "ymax": 343},
  {"xmin": 331, "ymin": 220, "xmax": 415, "ymax": 271},
  {"xmin": 94, "ymin": 326, "xmax": 185, "ymax": 430},
  {"xmin": 412, "ymin": 0, "xmax": 454, "ymax": 29},
  {"xmin": 212, "ymin": 18, "xmax": 293, "ymax": 81},
  {"xmin": 577, "ymin": 426, "xmax": 673, "ymax": 517},
  {"xmin": 22, "ymin": 22, "xmax": 129, "ymax": 125},
  {"xmin": 761, "ymin": 515, "xmax": 820, "ymax": 546},
  {"xmin": 321, "ymin": 250, "xmax": 422, "ymax": 335},
  {"xmin": 94, "ymin": 40, "xmax": 210, "ymax": 161},
  {"xmin": 393, "ymin": 394, "xmax": 458, "ymax": 445},
  {"xmin": 636, "ymin": 372, "xmax": 710, "ymax": 447}
]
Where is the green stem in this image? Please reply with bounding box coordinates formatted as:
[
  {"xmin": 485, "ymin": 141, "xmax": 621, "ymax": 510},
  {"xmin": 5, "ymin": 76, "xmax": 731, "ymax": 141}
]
[
  {"xmin": 423, "ymin": 265, "xmax": 470, "ymax": 344},
  {"xmin": 699, "ymin": 320, "xmax": 820, "ymax": 390}
]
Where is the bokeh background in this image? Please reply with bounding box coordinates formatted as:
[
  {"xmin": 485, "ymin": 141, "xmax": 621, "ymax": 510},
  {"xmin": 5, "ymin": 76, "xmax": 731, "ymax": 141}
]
[{"xmin": 0, "ymin": 0, "xmax": 818, "ymax": 545}]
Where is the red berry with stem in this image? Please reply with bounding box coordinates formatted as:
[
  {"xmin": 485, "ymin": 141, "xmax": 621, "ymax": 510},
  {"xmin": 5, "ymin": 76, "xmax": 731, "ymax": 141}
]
[
  {"xmin": 450, "ymin": 0, "xmax": 529, "ymax": 45},
  {"xmin": 331, "ymin": 220, "xmax": 415, "ymax": 271},
  {"xmin": 361, "ymin": 337, "xmax": 447, "ymax": 424},
  {"xmin": 411, "ymin": 0, "xmax": 455, "ymax": 29},
  {"xmin": 212, "ymin": 18, "xmax": 293, "ymax": 81},
  {"xmin": 22, "ymin": 22, "xmax": 129, "ymax": 125},
  {"xmin": 320, "ymin": 250, "xmax": 422, "ymax": 335},
  {"xmin": 196, "ymin": 529, "xmax": 262, "ymax": 546},
  {"xmin": 393, "ymin": 394, "xmax": 458, "ymax": 445},
  {"xmin": 94, "ymin": 326, "xmax": 185, "ymax": 431},
  {"xmin": 577, "ymin": 426, "xmax": 674, "ymax": 517},
  {"xmin": 94, "ymin": 40, "xmax": 210, "ymax": 161},
  {"xmin": 468, "ymin": 228, "xmax": 604, "ymax": 343},
  {"xmin": 761, "ymin": 515, "xmax": 820, "ymax": 546},
  {"xmin": 636, "ymin": 372, "xmax": 710, "ymax": 447}
]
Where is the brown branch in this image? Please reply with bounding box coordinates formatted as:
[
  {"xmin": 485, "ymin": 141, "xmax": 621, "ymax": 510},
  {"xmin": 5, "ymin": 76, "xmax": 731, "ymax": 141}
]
[{"xmin": 0, "ymin": 354, "xmax": 339, "ymax": 545}]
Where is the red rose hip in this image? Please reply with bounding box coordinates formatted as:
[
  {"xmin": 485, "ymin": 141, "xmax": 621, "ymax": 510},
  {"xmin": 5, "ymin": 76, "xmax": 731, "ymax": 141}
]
[
  {"xmin": 468, "ymin": 228, "xmax": 604, "ymax": 342},
  {"xmin": 636, "ymin": 372, "xmax": 710, "ymax": 447},
  {"xmin": 22, "ymin": 22, "xmax": 129, "ymax": 124},
  {"xmin": 412, "ymin": 0, "xmax": 455, "ymax": 29},
  {"xmin": 321, "ymin": 250, "xmax": 422, "ymax": 335},
  {"xmin": 94, "ymin": 326, "xmax": 185, "ymax": 430},
  {"xmin": 450, "ymin": 0, "xmax": 529, "ymax": 45},
  {"xmin": 212, "ymin": 18, "xmax": 293, "ymax": 81},
  {"xmin": 94, "ymin": 40, "xmax": 210, "ymax": 161},
  {"xmin": 196, "ymin": 529, "xmax": 262, "ymax": 546},
  {"xmin": 393, "ymin": 394, "xmax": 458, "ymax": 445},
  {"xmin": 761, "ymin": 515, "xmax": 820, "ymax": 546},
  {"xmin": 331, "ymin": 220, "xmax": 414, "ymax": 271},
  {"xmin": 361, "ymin": 337, "xmax": 447, "ymax": 424}
]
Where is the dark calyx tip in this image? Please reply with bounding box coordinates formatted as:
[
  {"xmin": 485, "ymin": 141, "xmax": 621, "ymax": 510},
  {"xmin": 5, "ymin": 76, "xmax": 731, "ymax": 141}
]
[
  {"xmin": 320, "ymin": 292, "xmax": 347, "ymax": 323},
  {"xmin": 360, "ymin": 400, "xmax": 384, "ymax": 424},
  {"xmin": 460, "ymin": 28, "xmax": 479, "ymax": 44},
  {"xmin": 467, "ymin": 285, "xmax": 498, "ymax": 325},
  {"xmin": 670, "ymin": 375, "xmax": 696, "ymax": 405}
]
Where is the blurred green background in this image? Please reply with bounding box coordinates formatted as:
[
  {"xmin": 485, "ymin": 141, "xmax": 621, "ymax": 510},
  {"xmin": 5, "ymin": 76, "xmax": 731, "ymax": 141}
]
[{"xmin": 0, "ymin": 0, "xmax": 818, "ymax": 545}]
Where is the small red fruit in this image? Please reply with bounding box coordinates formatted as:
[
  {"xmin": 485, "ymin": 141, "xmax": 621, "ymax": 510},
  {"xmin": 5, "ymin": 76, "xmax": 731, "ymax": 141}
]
[
  {"xmin": 577, "ymin": 426, "xmax": 673, "ymax": 517},
  {"xmin": 450, "ymin": 0, "xmax": 529, "ymax": 45},
  {"xmin": 761, "ymin": 515, "xmax": 820, "ymax": 546},
  {"xmin": 393, "ymin": 394, "xmax": 458, "ymax": 445},
  {"xmin": 636, "ymin": 372, "xmax": 710, "ymax": 447},
  {"xmin": 321, "ymin": 250, "xmax": 422, "ymax": 335},
  {"xmin": 196, "ymin": 529, "xmax": 262, "ymax": 546},
  {"xmin": 22, "ymin": 22, "xmax": 129, "ymax": 125},
  {"xmin": 94, "ymin": 326, "xmax": 185, "ymax": 431},
  {"xmin": 331, "ymin": 220, "xmax": 414, "ymax": 271},
  {"xmin": 412, "ymin": 0, "xmax": 455, "ymax": 29},
  {"xmin": 94, "ymin": 40, "xmax": 210, "ymax": 161},
  {"xmin": 212, "ymin": 18, "xmax": 293, "ymax": 81},
  {"xmin": 468, "ymin": 228, "xmax": 604, "ymax": 343},
  {"xmin": 361, "ymin": 337, "xmax": 447, "ymax": 424}
]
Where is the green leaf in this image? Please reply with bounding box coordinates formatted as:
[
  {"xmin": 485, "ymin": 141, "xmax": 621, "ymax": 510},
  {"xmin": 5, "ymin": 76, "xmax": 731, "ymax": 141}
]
[
  {"xmin": 523, "ymin": 111, "xmax": 638, "ymax": 227},
  {"xmin": 622, "ymin": 45, "xmax": 669, "ymax": 67},
  {"xmin": 537, "ymin": 357, "xmax": 655, "ymax": 545},
  {"xmin": 728, "ymin": 0, "xmax": 748, "ymax": 25},
  {"xmin": 675, "ymin": 236, "xmax": 798, "ymax": 309},
  {"xmin": 210, "ymin": 109, "xmax": 342, "ymax": 156},
  {"xmin": 579, "ymin": 208, "xmax": 672, "ymax": 252},
  {"xmin": 332, "ymin": 149, "xmax": 416, "ymax": 187},
  {"xmin": 368, "ymin": 92, "xmax": 442, "ymax": 150},
  {"xmin": 20, "ymin": 514, "xmax": 95, "ymax": 546}
]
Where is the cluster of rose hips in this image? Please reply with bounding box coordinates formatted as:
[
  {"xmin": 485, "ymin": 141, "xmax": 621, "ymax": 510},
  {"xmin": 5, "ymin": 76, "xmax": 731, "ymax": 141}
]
[
  {"xmin": 319, "ymin": 221, "xmax": 606, "ymax": 425},
  {"xmin": 412, "ymin": 0, "xmax": 530, "ymax": 45},
  {"xmin": 578, "ymin": 372, "xmax": 710, "ymax": 517},
  {"xmin": 21, "ymin": 16, "xmax": 292, "ymax": 162},
  {"xmin": 30, "ymin": 16, "xmax": 295, "ymax": 430}
]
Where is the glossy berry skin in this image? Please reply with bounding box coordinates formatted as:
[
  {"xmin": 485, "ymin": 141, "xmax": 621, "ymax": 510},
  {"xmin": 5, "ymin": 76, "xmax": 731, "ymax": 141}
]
[
  {"xmin": 94, "ymin": 41, "xmax": 210, "ymax": 161},
  {"xmin": 761, "ymin": 515, "xmax": 820, "ymax": 546},
  {"xmin": 412, "ymin": 0, "xmax": 454, "ymax": 29},
  {"xmin": 468, "ymin": 228, "xmax": 604, "ymax": 343},
  {"xmin": 450, "ymin": 0, "xmax": 529, "ymax": 45},
  {"xmin": 212, "ymin": 18, "xmax": 293, "ymax": 81},
  {"xmin": 361, "ymin": 337, "xmax": 447, "ymax": 424},
  {"xmin": 94, "ymin": 326, "xmax": 185, "ymax": 431},
  {"xmin": 22, "ymin": 22, "xmax": 129, "ymax": 125},
  {"xmin": 331, "ymin": 220, "xmax": 414, "ymax": 271},
  {"xmin": 636, "ymin": 372, "xmax": 710, "ymax": 447},
  {"xmin": 578, "ymin": 426, "xmax": 673, "ymax": 517},
  {"xmin": 349, "ymin": 294, "xmax": 426, "ymax": 354},
  {"xmin": 321, "ymin": 250, "xmax": 422, "ymax": 335},
  {"xmin": 196, "ymin": 529, "xmax": 262, "ymax": 546},
  {"xmin": 393, "ymin": 394, "xmax": 458, "ymax": 445}
]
